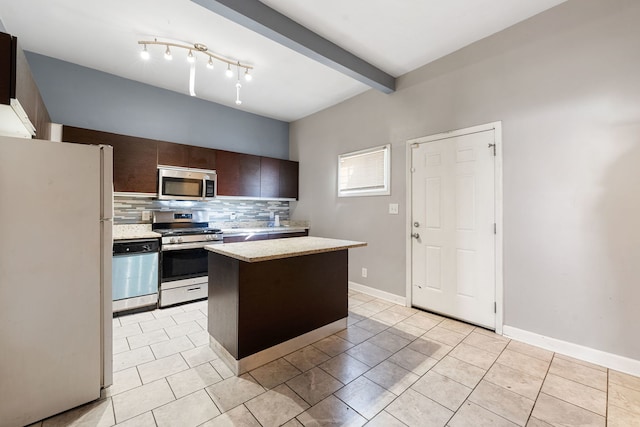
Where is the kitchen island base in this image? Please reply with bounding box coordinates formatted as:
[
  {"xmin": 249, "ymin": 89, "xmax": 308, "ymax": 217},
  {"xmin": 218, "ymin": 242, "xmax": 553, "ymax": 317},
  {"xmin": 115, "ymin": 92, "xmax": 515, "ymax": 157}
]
[{"xmin": 206, "ymin": 237, "xmax": 366, "ymax": 375}]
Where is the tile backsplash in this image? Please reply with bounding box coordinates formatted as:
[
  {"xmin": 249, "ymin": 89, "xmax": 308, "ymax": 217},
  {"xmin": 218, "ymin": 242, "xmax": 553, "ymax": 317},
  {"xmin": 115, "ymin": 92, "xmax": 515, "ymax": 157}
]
[{"xmin": 114, "ymin": 195, "xmax": 290, "ymax": 226}]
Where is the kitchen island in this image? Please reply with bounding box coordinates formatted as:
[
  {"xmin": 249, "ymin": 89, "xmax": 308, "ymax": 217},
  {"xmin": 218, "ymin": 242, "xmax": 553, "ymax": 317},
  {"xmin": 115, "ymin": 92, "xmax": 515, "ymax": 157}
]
[{"xmin": 205, "ymin": 236, "xmax": 366, "ymax": 374}]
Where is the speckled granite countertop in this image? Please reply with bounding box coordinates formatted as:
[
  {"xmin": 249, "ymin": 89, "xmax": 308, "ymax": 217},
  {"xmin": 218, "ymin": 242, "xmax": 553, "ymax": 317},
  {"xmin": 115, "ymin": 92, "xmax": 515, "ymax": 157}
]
[
  {"xmin": 113, "ymin": 224, "xmax": 161, "ymax": 240},
  {"xmin": 205, "ymin": 236, "xmax": 366, "ymax": 262},
  {"xmin": 221, "ymin": 226, "xmax": 308, "ymax": 236}
]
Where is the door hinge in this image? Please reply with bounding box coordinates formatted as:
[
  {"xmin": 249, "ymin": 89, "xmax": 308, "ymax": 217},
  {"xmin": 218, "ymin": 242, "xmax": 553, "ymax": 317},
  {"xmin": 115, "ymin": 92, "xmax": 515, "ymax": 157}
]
[
  {"xmin": 494, "ymin": 223, "xmax": 497, "ymax": 234},
  {"xmin": 494, "ymin": 302, "xmax": 497, "ymax": 313},
  {"xmin": 488, "ymin": 143, "xmax": 496, "ymax": 156}
]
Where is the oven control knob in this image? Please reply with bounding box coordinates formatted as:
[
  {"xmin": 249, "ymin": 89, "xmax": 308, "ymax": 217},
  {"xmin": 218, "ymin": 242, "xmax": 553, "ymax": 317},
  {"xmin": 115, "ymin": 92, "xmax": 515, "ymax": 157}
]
[
  {"xmin": 170, "ymin": 237, "xmax": 176, "ymax": 244},
  {"xmin": 177, "ymin": 237, "xmax": 183, "ymax": 243}
]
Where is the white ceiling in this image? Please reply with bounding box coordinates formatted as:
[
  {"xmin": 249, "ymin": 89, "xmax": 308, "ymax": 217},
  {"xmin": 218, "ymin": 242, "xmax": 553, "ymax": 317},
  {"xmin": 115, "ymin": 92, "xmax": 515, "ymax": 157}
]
[{"xmin": 0, "ymin": 0, "xmax": 566, "ymax": 122}]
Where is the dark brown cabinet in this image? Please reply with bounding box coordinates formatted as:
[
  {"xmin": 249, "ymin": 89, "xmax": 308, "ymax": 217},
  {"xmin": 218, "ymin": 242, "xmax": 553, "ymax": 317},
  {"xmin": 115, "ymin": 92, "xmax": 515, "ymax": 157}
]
[
  {"xmin": 268, "ymin": 230, "xmax": 308, "ymax": 239},
  {"xmin": 188, "ymin": 146, "xmax": 216, "ymax": 170},
  {"xmin": 157, "ymin": 141, "xmax": 188, "ymax": 167},
  {"xmin": 260, "ymin": 157, "xmax": 280, "ymax": 198},
  {"xmin": 224, "ymin": 229, "xmax": 308, "ymax": 243},
  {"xmin": 62, "ymin": 126, "xmax": 158, "ymax": 193},
  {"xmin": 223, "ymin": 234, "xmax": 270, "ymax": 243},
  {"xmin": 279, "ymin": 160, "xmax": 299, "ymax": 199},
  {"xmin": 61, "ymin": 125, "xmax": 298, "ymax": 198},
  {"xmin": 0, "ymin": 32, "xmax": 51, "ymax": 140},
  {"xmin": 260, "ymin": 157, "xmax": 299, "ymax": 199},
  {"xmin": 216, "ymin": 150, "xmax": 261, "ymax": 198},
  {"xmin": 158, "ymin": 141, "xmax": 216, "ymax": 170}
]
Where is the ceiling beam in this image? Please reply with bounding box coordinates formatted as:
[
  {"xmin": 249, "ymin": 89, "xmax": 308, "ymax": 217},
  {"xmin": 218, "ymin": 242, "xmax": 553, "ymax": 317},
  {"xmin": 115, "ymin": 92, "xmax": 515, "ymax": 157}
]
[{"xmin": 190, "ymin": 0, "xmax": 396, "ymax": 93}]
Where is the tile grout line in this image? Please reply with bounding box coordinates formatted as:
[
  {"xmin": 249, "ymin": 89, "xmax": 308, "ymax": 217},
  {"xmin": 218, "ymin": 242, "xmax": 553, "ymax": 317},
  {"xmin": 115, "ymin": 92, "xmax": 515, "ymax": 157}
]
[
  {"xmin": 605, "ymin": 368, "xmax": 609, "ymax": 427},
  {"xmin": 352, "ymin": 314, "xmax": 461, "ymax": 425},
  {"xmin": 440, "ymin": 329, "xmax": 511, "ymax": 425},
  {"xmin": 539, "ymin": 357, "xmax": 610, "ymax": 420},
  {"xmin": 524, "ymin": 350, "xmax": 555, "ymax": 425}
]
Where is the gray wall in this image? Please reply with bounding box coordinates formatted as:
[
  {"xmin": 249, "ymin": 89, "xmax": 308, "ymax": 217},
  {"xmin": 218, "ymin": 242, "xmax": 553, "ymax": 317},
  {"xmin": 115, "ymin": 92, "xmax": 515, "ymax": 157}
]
[
  {"xmin": 25, "ymin": 53, "xmax": 289, "ymax": 159},
  {"xmin": 290, "ymin": 0, "xmax": 640, "ymax": 360}
]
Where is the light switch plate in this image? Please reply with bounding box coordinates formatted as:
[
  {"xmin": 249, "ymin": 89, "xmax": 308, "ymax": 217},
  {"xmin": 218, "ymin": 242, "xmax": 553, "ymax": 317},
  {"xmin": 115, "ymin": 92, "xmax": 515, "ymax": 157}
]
[{"xmin": 389, "ymin": 203, "xmax": 399, "ymax": 214}]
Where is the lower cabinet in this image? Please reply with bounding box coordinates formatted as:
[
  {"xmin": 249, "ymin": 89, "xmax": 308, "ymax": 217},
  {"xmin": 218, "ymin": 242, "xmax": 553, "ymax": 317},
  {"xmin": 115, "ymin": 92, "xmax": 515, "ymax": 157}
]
[
  {"xmin": 223, "ymin": 234, "xmax": 269, "ymax": 243},
  {"xmin": 223, "ymin": 230, "xmax": 308, "ymax": 243},
  {"xmin": 268, "ymin": 231, "xmax": 308, "ymax": 239}
]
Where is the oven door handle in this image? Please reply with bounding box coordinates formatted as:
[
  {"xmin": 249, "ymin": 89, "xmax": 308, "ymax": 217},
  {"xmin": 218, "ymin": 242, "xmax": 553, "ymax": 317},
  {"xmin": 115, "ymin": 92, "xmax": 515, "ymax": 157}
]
[{"xmin": 161, "ymin": 241, "xmax": 221, "ymax": 251}]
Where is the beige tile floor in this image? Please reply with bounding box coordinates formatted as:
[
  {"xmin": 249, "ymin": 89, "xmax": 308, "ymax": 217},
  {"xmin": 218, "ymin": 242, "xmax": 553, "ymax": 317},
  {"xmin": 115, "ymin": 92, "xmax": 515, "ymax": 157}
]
[{"xmin": 29, "ymin": 291, "xmax": 640, "ymax": 426}]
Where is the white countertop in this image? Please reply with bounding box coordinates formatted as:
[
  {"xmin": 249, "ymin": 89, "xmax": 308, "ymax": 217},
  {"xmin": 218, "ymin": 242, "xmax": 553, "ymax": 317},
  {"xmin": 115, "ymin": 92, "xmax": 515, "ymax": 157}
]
[
  {"xmin": 113, "ymin": 224, "xmax": 161, "ymax": 240},
  {"xmin": 205, "ymin": 236, "xmax": 366, "ymax": 262}
]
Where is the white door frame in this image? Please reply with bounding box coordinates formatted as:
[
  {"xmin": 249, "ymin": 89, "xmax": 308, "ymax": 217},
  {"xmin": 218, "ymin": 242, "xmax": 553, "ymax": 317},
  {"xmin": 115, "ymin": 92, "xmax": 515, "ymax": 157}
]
[{"xmin": 405, "ymin": 121, "xmax": 504, "ymax": 334}]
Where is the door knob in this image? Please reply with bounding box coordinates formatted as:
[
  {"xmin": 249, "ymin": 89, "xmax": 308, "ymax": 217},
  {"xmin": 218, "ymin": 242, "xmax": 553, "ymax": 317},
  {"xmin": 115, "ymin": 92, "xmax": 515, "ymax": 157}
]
[
  {"xmin": 413, "ymin": 222, "xmax": 420, "ymax": 228},
  {"xmin": 411, "ymin": 233, "xmax": 420, "ymax": 239}
]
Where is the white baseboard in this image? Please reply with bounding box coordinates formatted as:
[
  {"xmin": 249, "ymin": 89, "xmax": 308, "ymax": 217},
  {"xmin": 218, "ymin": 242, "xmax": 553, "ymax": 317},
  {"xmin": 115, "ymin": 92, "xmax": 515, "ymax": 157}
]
[
  {"xmin": 503, "ymin": 325, "xmax": 640, "ymax": 377},
  {"xmin": 349, "ymin": 281, "xmax": 406, "ymax": 306}
]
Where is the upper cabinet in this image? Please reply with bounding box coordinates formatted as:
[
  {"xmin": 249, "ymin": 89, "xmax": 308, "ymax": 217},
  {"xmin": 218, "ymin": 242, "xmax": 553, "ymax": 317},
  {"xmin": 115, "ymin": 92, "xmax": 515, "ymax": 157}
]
[
  {"xmin": 260, "ymin": 157, "xmax": 299, "ymax": 199},
  {"xmin": 188, "ymin": 146, "xmax": 216, "ymax": 170},
  {"xmin": 63, "ymin": 126, "xmax": 158, "ymax": 194},
  {"xmin": 158, "ymin": 141, "xmax": 216, "ymax": 170},
  {"xmin": 157, "ymin": 140, "xmax": 188, "ymax": 167},
  {"xmin": 279, "ymin": 159, "xmax": 299, "ymax": 200},
  {"xmin": 217, "ymin": 150, "xmax": 261, "ymax": 198},
  {"xmin": 0, "ymin": 32, "xmax": 51, "ymax": 140},
  {"xmin": 62, "ymin": 125, "xmax": 298, "ymax": 199},
  {"xmin": 260, "ymin": 157, "xmax": 280, "ymax": 198}
]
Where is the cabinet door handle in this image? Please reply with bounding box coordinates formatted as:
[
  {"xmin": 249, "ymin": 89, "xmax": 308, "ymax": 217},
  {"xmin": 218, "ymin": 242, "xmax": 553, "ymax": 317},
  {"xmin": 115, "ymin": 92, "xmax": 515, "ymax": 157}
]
[{"xmin": 411, "ymin": 233, "xmax": 420, "ymax": 239}]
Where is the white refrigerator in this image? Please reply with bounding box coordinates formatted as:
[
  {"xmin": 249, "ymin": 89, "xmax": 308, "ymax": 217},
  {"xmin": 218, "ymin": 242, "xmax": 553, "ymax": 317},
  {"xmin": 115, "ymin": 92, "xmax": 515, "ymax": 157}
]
[{"xmin": 0, "ymin": 136, "xmax": 113, "ymax": 427}]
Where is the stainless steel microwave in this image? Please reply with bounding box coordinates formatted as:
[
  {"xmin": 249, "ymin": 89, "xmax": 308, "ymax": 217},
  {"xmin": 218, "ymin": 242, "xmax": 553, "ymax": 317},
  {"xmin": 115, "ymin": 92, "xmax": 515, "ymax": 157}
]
[{"xmin": 157, "ymin": 166, "xmax": 217, "ymax": 201}]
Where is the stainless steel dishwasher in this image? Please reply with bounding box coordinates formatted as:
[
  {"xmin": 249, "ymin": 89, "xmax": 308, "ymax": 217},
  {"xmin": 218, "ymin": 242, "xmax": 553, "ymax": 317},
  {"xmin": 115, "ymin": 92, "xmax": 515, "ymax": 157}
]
[{"xmin": 112, "ymin": 238, "xmax": 159, "ymax": 313}]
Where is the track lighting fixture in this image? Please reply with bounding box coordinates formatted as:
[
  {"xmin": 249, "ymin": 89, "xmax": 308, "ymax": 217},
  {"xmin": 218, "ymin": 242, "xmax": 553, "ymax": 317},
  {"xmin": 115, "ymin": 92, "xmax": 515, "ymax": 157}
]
[{"xmin": 138, "ymin": 38, "xmax": 254, "ymax": 105}]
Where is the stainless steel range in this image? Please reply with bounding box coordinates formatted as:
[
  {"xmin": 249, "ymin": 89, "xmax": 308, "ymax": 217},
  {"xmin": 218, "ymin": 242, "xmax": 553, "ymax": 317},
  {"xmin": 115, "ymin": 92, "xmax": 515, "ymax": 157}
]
[{"xmin": 152, "ymin": 210, "xmax": 223, "ymax": 307}]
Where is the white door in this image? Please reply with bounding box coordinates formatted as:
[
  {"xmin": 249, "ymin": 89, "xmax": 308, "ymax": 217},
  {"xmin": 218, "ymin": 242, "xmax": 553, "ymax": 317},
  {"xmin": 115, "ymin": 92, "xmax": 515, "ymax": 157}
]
[{"xmin": 411, "ymin": 130, "xmax": 496, "ymax": 329}]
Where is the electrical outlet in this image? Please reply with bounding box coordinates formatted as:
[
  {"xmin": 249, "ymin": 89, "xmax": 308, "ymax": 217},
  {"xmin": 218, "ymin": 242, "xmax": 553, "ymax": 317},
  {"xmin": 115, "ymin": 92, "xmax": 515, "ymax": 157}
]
[
  {"xmin": 230, "ymin": 212, "xmax": 236, "ymax": 220},
  {"xmin": 362, "ymin": 268, "xmax": 368, "ymax": 278},
  {"xmin": 389, "ymin": 203, "xmax": 399, "ymax": 214},
  {"xmin": 141, "ymin": 211, "xmax": 151, "ymax": 221}
]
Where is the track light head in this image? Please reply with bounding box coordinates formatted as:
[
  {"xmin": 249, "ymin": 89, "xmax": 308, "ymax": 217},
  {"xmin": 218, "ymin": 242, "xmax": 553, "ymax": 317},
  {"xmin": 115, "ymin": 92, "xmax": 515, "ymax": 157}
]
[
  {"xmin": 164, "ymin": 45, "xmax": 172, "ymax": 60},
  {"xmin": 140, "ymin": 44, "xmax": 150, "ymax": 60},
  {"xmin": 187, "ymin": 49, "xmax": 195, "ymax": 63}
]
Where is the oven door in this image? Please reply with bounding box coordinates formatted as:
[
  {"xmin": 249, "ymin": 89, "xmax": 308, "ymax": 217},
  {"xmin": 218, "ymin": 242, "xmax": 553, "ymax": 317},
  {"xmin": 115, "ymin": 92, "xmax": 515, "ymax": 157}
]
[{"xmin": 161, "ymin": 246, "xmax": 208, "ymax": 283}]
